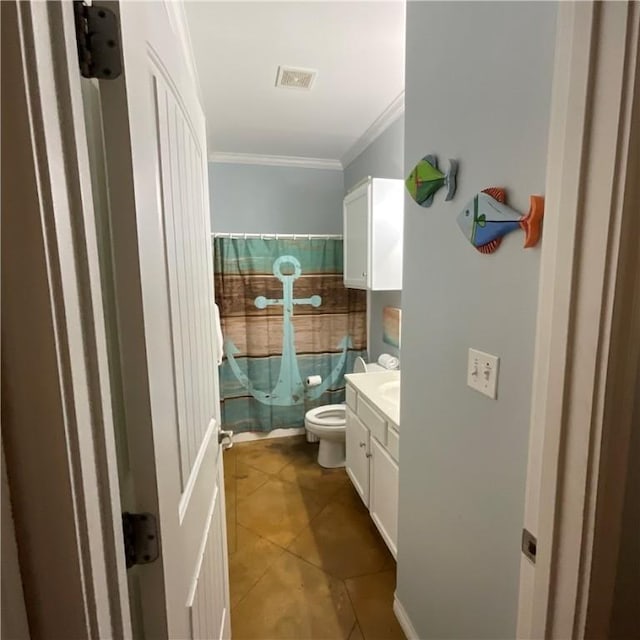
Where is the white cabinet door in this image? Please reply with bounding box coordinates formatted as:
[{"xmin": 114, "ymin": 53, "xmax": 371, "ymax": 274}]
[
  {"xmin": 369, "ymin": 179, "xmax": 404, "ymax": 291},
  {"xmin": 370, "ymin": 437, "xmax": 399, "ymax": 558},
  {"xmin": 343, "ymin": 182, "xmax": 370, "ymax": 289},
  {"xmin": 346, "ymin": 408, "xmax": 370, "ymax": 506}
]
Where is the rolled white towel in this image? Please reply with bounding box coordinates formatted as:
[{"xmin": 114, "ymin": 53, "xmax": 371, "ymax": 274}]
[
  {"xmin": 214, "ymin": 303, "xmax": 224, "ymax": 365},
  {"xmin": 377, "ymin": 353, "xmax": 400, "ymax": 370}
]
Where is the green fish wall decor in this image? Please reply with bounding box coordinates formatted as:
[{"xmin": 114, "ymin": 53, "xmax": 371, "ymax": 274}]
[{"xmin": 405, "ymin": 154, "xmax": 458, "ymax": 207}]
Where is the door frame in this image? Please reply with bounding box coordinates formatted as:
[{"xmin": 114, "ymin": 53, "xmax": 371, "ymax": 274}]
[
  {"xmin": 5, "ymin": 0, "xmax": 639, "ymax": 638},
  {"xmin": 2, "ymin": 1, "xmax": 130, "ymax": 637},
  {"xmin": 517, "ymin": 2, "xmax": 640, "ymax": 637}
]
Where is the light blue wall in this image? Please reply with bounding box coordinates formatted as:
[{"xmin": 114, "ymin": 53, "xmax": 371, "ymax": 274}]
[
  {"xmin": 397, "ymin": 2, "xmax": 557, "ymax": 638},
  {"xmin": 343, "ymin": 116, "xmax": 404, "ymax": 190},
  {"xmin": 343, "ymin": 116, "xmax": 404, "ymax": 362},
  {"xmin": 209, "ymin": 163, "xmax": 344, "ymax": 234}
]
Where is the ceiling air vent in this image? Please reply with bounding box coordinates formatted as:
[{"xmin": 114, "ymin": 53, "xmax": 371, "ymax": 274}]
[{"xmin": 275, "ymin": 66, "xmax": 317, "ymax": 90}]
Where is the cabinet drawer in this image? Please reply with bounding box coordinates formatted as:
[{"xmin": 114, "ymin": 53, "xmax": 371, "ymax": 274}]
[
  {"xmin": 387, "ymin": 426, "xmax": 399, "ymax": 462},
  {"xmin": 346, "ymin": 384, "xmax": 357, "ymax": 411},
  {"xmin": 358, "ymin": 396, "xmax": 387, "ymax": 445}
]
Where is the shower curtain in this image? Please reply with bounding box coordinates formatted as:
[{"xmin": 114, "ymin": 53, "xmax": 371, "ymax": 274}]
[{"xmin": 214, "ymin": 236, "xmax": 367, "ymax": 434}]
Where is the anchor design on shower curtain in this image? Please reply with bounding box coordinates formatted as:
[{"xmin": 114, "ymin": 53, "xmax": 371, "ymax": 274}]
[{"xmin": 224, "ymin": 255, "xmax": 352, "ymax": 406}]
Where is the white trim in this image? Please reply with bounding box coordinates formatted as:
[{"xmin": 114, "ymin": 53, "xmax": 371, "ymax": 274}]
[
  {"xmin": 185, "ymin": 483, "xmax": 219, "ymax": 608},
  {"xmin": 518, "ymin": 2, "xmax": 640, "ymax": 638},
  {"xmin": 178, "ymin": 420, "xmax": 216, "ymax": 524},
  {"xmin": 393, "ymin": 595, "xmax": 419, "ymax": 640},
  {"xmin": 208, "ymin": 91, "xmax": 405, "ymax": 172},
  {"xmin": 232, "ymin": 428, "xmax": 306, "ymax": 444},
  {"xmin": 164, "ymin": 1, "xmax": 202, "ymax": 107},
  {"xmin": 2, "ymin": 2, "xmax": 130, "ymax": 637},
  {"xmin": 208, "ymin": 152, "xmax": 342, "ymax": 171},
  {"xmin": 341, "ymin": 91, "xmax": 405, "ymax": 168}
]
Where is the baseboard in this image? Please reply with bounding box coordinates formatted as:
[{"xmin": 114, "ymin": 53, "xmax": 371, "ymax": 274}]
[
  {"xmin": 232, "ymin": 427, "xmax": 306, "ymax": 444},
  {"xmin": 393, "ymin": 595, "xmax": 420, "ymax": 640}
]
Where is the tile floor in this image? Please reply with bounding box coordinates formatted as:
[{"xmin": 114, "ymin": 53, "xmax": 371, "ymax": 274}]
[{"xmin": 223, "ymin": 435, "xmax": 405, "ymax": 640}]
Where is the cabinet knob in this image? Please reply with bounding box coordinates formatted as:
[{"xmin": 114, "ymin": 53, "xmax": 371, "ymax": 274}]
[
  {"xmin": 362, "ymin": 271, "xmax": 367, "ymax": 277},
  {"xmin": 366, "ymin": 453, "xmax": 373, "ymax": 458},
  {"xmin": 359, "ymin": 441, "xmax": 366, "ymax": 448}
]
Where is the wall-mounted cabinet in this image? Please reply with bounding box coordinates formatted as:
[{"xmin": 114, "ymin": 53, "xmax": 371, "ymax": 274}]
[{"xmin": 343, "ymin": 177, "xmax": 404, "ymax": 290}]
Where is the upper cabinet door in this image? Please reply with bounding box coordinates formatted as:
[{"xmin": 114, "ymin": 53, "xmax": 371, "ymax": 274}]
[
  {"xmin": 343, "ymin": 181, "xmax": 370, "ymax": 289},
  {"xmin": 343, "ymin": 178, "xmax": 404, "ymax": 291}
]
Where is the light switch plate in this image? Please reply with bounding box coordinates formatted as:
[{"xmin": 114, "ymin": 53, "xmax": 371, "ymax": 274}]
[{"xmin": 467, "ymin": 348, "xmax": 500, "ymax": 399}]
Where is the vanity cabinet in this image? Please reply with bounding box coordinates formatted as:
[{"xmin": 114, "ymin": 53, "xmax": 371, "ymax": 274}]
[
  {"xmin": 345, "ymin": 382, "xmax": 399, "ymax": 558},
  {"xmin": 343, "ymin": 177, "xmax": 404, "ymax": 291}
]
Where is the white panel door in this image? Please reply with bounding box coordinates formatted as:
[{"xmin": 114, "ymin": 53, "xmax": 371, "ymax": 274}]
[
  {"xmin": 346, "ymin": 408, "xmax": 370, "ymax": 506},
  {"xmin": 98, "ymin": 2, "xmax": 229, "ymax": 638}
]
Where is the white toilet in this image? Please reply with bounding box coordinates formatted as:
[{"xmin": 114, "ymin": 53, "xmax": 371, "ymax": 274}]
[{"xmin": 305, "ymin": 357, "xmax": 381, "ymax": 468}]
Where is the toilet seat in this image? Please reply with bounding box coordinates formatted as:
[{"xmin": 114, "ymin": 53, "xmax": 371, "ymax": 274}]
[{"xmin": 305, "ymin": 404, "xmax": 346, "ymax": 427}]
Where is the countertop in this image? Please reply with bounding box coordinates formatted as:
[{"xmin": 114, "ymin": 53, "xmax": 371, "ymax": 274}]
[{"xmin": 344, "ymin": 370, "xmax": 400, "ymax": 428}]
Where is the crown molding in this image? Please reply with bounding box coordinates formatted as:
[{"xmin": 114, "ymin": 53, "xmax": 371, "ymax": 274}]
[
  {"xmin": 341, "ymin": 90, "xmax": 405, "ymax": 168},
  {"xmin": 208, "ymin": 152, "xmax": 342, "ymax": 171},
  {"xmin": 208, "ymin": 92, "xmax": 405, "ymax": 172}
]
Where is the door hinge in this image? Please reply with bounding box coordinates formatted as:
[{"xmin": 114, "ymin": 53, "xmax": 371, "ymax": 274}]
[
  {"xmin": 122, "ymin": 512, "xmax": 159, "ymax": 569},
  {"xmin": 522, "ymin": 528, "xmax": 537, "ymax": 564},
  {"xmin": 73, "ymin": 1, "xmax": 122, "ymax": 79}
]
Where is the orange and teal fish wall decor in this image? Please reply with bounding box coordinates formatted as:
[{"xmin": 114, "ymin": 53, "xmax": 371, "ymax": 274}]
[
  {"xmin": 405, "ymin": 153, "xmax": 545, "ymax": 255},
  {"xmin": 405, "ymin": 154, "xmax": 458, "ymax": 207},
  {"xmin": 456, "ymin": 187, "xmax": 544, "ymax": 254}
]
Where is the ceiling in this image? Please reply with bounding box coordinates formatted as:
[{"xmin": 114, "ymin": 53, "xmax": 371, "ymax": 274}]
[{"xmin": 184, "ymin": 1, "xmax": 406, "ymax": 165}]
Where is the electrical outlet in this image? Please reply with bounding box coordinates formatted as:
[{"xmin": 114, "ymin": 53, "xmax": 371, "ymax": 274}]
[{"xmin": 467, "ymin": 348, "xmax": 500, "ymax": 399}]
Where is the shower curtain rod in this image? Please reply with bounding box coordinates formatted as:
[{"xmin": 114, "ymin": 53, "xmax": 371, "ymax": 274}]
[{"xmin": 211, "ymin": 232, "xmax": 343, "ymax": 239}]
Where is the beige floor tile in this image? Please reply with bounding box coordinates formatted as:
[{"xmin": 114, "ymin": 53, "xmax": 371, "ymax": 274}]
[
  {"xmin": 223, "ymin": 446, "xmax": 238, "ymax": 555},
  {"xmin": 334, "ymin": 482, "xmax": 370, "ymax": 513},
  {"xmin": 223, "ymin": 446, "xmax": 237, "ymax": 478},
  {"xmin": 237, "ymin": 478, "xmax": 325, "ymax": 547},
  {"xmin": 229, "ymin": 525, "xmax": 285, "ymax": 608},
  {"xmin": 287, "ymin": 499, "xmax": 394, "ymax": 579},
  {"xmin": 345, "ymin": 571, "xmax": 405, "ymax": 640},
  {"xmin": 231, "ymin": 552, "xmax": 355, "ymax": 640},
  {"xmin": 279, "ymin": 454, "xmax": 350, "ymax": 503},
  {"xmin": 225, "ymin": 436, "xmax": 400, "ymax": 640},
  {"xmin": 236, "ymin": 436, "xmax": 309, "ymax": 475},
  {"xmin": 333, "ymin": 485, "xmax": 395, "ymax": 571},
  {"xmin": 348, "ymin": 622, "xmax": 364, "ymax": 640},
  {"xmin": 235, "ymin": 462, "xmax": 270, "ymax": 499}
]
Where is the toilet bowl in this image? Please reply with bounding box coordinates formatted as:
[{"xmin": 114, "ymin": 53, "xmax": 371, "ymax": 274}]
[
  {"xmin": 304, "ymin": 357, "xmax": 380, "ymax": 468},
  {"xmin": 305, "ymin": 404, "xmax": 347, "ymax": 468}
]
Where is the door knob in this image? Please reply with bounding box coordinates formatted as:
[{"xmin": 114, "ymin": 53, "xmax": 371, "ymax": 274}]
[{"xmin": 218, "ymin": 429, "xmax": 234, "ymax": 450}]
